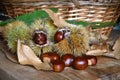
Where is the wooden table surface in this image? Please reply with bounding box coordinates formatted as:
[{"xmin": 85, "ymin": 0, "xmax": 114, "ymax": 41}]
[{"xmin": 0, "ymin": 41, "xmax": 120, "ymax": 80}]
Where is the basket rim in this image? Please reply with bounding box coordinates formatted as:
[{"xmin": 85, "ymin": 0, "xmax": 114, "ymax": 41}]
[{"xmin": 1, "ymin": 1, "xmax": 120, "ymax": 6}]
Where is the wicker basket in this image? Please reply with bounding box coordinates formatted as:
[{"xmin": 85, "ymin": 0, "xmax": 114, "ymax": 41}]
[
  {"xmin": 0, "ymin": 0, "xmax": 120, "ymax": 36},
  {"xmin": 0, "ymin": 0, "xmax": 120, "ymax": 22}
]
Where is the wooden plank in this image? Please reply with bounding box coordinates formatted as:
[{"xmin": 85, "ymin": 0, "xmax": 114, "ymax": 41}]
[{"xmin": 0, "ymin": 40, "xmax": 120, "ymax": 80}]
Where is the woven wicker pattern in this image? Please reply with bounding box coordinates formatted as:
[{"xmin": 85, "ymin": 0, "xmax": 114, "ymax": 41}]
[
  {"xmin": 59, "ymin": 6, "xmax": 120, "ymax": 22},
  {"xmin": 0, "ymin": 1, "xmax": 72, "ymax": 18},
  {"xmin": 59, "ymin": 0, "xmax": 120, "ymax": 22},
  {"xmin": 92, "ymin": 27, "xmax": 113, "ymax": 37},
  {"xmin": 0, "ymin": 0, "xmax": 120, "ymax": 22}
]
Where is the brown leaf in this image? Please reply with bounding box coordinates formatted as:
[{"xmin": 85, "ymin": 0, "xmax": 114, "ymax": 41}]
[
  {"xmin": 43, "ymin": 9, "xmax": 70, "ymax": 28},
  {"xmin": 112, "ymin": 37, "xmax": 120, "ymax": 59},
  {"xmin": 86, "ymin": 49, "xmax": 107, "ymax": 56},
  {"xmin": 17, "ymin": 39, "xmax": 31, "ymax": 65},
  {"xmin": 113, "ymin": 37, "xmax": 120, "ymax": 51},
  {"xmin": 17, "ymin": 39, "xmax": 52, "ymax": 70}
]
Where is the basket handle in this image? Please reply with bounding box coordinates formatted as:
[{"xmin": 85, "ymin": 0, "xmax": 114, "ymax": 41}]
[{"xmin": 70, "ymin": 0, "xmax": 80, "ymax": 8}]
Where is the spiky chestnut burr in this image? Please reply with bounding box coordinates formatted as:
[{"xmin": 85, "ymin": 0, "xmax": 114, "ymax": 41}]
[
  {"xmin": 42, "ymin": 45, "xmax": 53, "ymax": 53},
  {"xmin": 53, "ymin": 38, "xmax": 72, "ymax": 55},
  {"xmin": 3, "ymin": 21, "xmax": 30, "ymax": 53},
  {"xmin": 30, "ymin": 19, "xmax": 45, "ymax": 32},
  {"xmin": 30, "ymin": 19, "xmax": 55, "ymax": 55},
  {"xmin": 69, "ymin": 27, "xmax": 89, "ymax": 56},
  {"xmin": 30, "ymin": 19, "xmax": 51, "ymax": 47},
  {"xmin": 44, "ymin": 20, "xmax": 57, "ymax": 42}
]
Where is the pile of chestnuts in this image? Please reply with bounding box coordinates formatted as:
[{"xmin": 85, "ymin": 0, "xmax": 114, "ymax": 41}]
[
  {"xmin": 40, "ymin": 52, "xmax": 97, "ymax": 72},
  {"xmin": 33, "ymin": 29, "xmax": 97, "ymax": 72}
]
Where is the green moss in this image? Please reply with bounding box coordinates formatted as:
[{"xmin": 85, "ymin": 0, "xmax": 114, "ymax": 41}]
[{"xmin": 66, "ymin": 20, "xmax": 115, "ymax": 29}]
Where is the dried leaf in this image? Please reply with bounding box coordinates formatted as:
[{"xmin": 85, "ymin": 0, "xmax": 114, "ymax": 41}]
[
  {"xmin": 17, "ymin": 39, "xmax": 31, "ymax": 65},
  {"xmin": 17, "ymin": 39, "xmax": 52, "ymax": 70},
  {"xmin": 112, "ymin": 37, "xmax": 120, "ymax": 59},
  {"xmin": 43, "ymin": 9, "xmax": 70, "ymax": 28},
  {"xmin": 21, "ymin": 44, "xmax": 42, "ymax": 69},
  {"xmin": 86, "ymin": 49, "xmax": 107, "ymax": 56},
  {"xmin": 113, "ymin": 37, "xmax": 120, "ymax": 50}
]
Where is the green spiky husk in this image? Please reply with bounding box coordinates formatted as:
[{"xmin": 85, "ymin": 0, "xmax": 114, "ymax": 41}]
[
  {"xmin": 44, "ymin": 20, "xmax": 57, "ymax": 42},
  {"xmin": 42, "ymin": 45, "xmax": 53, "ymax": 54},
  {"xmin": 30, "ymin": 19, "xmax": 45, "ymax": 33},
  {"xmin": 4, "ymin": 21, "xmax": 31, "ymax": 53}
]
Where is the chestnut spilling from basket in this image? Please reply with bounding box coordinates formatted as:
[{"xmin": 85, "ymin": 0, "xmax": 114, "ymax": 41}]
[{"xmin": 40, "ymin": 52, "xmax": 97, "ymax": 72}]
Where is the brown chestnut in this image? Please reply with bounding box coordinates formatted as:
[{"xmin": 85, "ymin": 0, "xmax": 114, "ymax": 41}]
[
  {"xmin": 86, "ymin": 55, "xmax": 97, "ymax": 66},
  {"xmin": 61, "ymin": 54, "xmax": 75, "ymax": 67},
  {"xmin": 40, "ymin": 52, "xmax": 60, "ymax": 63},
  {"xmin": 52, "ymin": 60, "xmax": 65, "ymax": 72},
  {"xmin": 50, "ymin": 53, "xmax": 60, "ymax": 63},
  {"xmin": 54, "ymin": 31, "xmax": 64, "ymax": 43},
  {"xmin": 33, "ymin": 30, "xmax": 47, "ymax": 45},
  {"xmin": 73, "ymin": 56, "xmax": 88, "ymax": 70},
  {"xmin": 54, "ymin": 29, "xmax": 70, "ymax": 43}
]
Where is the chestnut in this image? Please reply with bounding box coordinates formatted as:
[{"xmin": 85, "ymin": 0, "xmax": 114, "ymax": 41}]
[
  {"xmin": 73, "ymin": 56, "xmax": 88, "ymax": 70},
  {"xmin": 52, "ymin": 60, "xmax": 65, "ymax": 72},
  {"xmin": 61, "ymin": 54, "xmax": 75, "ymax": 67},
  {"xmin": 54, "ymin": 28, "xmax": 70, "ymax": 43},
  {"xmin": 54, "ymin": 30, "xmax": 64, "ymax": 43},
  {"xmin": 86, "ymin": 55, "xmax": 97, "ymax": 66},
  {"xmin": 40, "ymin": 52, "xmax": 60, "ymax": 63},
  {"xmin": 50, "ymin": 53, "xmax": 60, "ymax": 63},
  {"xmin": 40, "ymin": 52, "xmax": 50, "ymax": 62},
  {"xmin": 33, "ymin": 30, "xmax": 47, "ymax": 45}
]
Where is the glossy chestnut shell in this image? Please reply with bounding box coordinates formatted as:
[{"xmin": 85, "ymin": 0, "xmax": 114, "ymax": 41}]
[
  {"xmin": 52, "ymin": 60, "xmax": 65, "ymax": 72},
  {"xmin": 33, "ymin": 30, "xmax": 47, "ymax": 45},
  {"xmin": 73, "ymin": 56, "xmax": 88, "ymax": 70},
  {"xmin": 54, "ymin": 29, "xmax": 70, "ymax": 43},
  {"xmin": 54, "ymin": 31, "xmax": 64, "ymax": 43},
  {"xmin": 40, "ymin": 52, "xmax": 60, "ymax": 63},
  {"xmin": 61, "ymin": 54, "xmax": 75, "ymax": 67}
]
